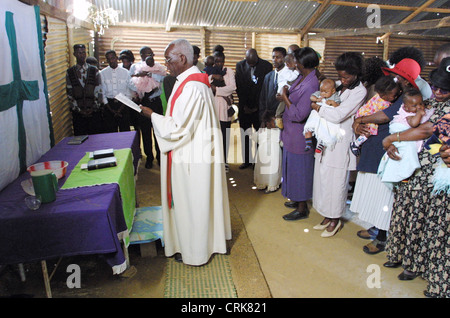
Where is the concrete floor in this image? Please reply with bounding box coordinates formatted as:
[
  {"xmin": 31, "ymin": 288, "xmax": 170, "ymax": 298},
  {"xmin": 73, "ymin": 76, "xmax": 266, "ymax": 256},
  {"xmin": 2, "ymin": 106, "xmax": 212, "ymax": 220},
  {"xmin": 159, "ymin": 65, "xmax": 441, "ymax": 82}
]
[{"xmin": 0, "ymin": 123, "xmax": 428, "ymax": 298}]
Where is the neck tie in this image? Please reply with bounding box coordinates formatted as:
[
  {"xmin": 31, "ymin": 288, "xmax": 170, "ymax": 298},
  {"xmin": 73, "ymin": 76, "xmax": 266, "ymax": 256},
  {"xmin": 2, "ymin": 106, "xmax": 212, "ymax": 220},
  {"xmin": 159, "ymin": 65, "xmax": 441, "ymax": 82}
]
[{"xmin": 274, "ymin": 72, "xmax": 278, "ymax": 90}]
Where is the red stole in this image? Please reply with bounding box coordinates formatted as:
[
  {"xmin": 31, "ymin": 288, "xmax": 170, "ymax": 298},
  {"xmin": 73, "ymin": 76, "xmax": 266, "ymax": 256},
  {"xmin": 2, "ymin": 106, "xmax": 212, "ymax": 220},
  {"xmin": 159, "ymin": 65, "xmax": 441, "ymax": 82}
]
[{"xmin": 167, "ymin": 72, "xmax": 211, "ymax": 208}]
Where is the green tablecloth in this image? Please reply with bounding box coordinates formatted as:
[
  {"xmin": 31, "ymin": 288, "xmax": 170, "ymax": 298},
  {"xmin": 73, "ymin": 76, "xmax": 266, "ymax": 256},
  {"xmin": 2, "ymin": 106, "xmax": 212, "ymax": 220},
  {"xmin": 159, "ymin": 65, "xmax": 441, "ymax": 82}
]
[{"xmin": 61, "ymin": 148, "xmax": 136, "ymax": 245}]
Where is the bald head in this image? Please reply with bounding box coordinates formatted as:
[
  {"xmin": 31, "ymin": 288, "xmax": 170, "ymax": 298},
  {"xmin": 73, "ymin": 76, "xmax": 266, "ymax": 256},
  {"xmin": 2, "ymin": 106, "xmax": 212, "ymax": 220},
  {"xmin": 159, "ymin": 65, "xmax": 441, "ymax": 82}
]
[
  {"xmin": 319, "ymin": 78, "xmax": 337, "ymax": 98},
  {"xmin": 164, "ymin": 39, "xmax": 194, "ymax": 77},
  {"xmin": 245, "ymin": 49, "xmax": 259, "ymax": 67}
]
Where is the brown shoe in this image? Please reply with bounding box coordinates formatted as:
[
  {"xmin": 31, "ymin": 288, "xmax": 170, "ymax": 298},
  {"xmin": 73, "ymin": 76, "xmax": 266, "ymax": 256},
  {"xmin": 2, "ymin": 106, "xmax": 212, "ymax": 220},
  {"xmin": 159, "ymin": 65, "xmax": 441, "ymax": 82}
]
[
  {"xmin": 357, "ymin": 227, "xmax": 378, "ymax": 240},
  {"xmin": 363, "ymin": 239, "xmax": 386, "ymax": 255}
]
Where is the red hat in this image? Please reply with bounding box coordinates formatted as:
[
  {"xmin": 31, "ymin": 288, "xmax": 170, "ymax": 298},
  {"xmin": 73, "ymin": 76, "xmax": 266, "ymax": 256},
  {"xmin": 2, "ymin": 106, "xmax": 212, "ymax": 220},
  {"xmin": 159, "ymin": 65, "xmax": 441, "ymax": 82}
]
[{"xmin": 382, "ymin": 58, "xmax": 420, "ymax": 90}]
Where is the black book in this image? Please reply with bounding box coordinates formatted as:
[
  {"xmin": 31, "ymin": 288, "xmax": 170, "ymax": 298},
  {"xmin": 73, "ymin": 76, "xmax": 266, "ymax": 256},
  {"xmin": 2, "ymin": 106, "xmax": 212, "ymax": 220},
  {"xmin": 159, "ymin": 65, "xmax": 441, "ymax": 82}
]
[
  {"xmin": 82, "ymin": 157, "xmax": 117, "ymax": 170},
  {"xmin": 90, "ymin": 148, "xmax": 115, "ymax": 159},
  {"xmin": 68, "ymin": 135, "xmax": 88, "ymax": 145}
]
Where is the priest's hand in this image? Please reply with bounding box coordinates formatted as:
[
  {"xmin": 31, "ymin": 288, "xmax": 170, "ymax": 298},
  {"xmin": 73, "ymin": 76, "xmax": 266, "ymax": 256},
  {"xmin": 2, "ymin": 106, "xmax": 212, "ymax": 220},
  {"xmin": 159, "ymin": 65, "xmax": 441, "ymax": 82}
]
[{"xmin": 139, "ymin": 105, "xmax": 153, "ymax": 118}]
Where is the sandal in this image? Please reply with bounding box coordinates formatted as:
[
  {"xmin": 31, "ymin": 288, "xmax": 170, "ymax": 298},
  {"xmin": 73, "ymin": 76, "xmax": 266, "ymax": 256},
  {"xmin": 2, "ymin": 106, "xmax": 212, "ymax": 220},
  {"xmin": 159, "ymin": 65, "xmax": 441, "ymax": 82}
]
[
  {"xmin": 357, "ymin": 226, "xmax": 379, "ymax": 240},
  {"xmin": 363, "ymin": 239, "xmax": 386, "ymax": 255}
]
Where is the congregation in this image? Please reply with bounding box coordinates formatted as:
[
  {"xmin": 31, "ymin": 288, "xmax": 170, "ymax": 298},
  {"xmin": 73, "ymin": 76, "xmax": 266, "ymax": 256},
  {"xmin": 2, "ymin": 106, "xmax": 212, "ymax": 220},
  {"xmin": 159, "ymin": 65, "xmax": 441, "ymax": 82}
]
[{"xmin": 65, "ymin": 40, "xmax": 450, "ymax": 298}]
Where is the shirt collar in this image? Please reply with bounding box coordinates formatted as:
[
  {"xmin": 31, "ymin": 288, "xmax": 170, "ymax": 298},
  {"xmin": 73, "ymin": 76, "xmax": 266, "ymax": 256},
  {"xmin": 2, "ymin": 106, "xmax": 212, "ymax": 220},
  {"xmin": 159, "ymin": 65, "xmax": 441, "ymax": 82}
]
[
  {"xmin": 76, "ymin": 63, "xmax": 88, "ymax": 71},
  {"xmin": 275, "ymin": 65, "xmax": 286, "ymax": 74},
  {"xmin": 176, "ymin": 65, "xmax": 200, "ymax": 82}
]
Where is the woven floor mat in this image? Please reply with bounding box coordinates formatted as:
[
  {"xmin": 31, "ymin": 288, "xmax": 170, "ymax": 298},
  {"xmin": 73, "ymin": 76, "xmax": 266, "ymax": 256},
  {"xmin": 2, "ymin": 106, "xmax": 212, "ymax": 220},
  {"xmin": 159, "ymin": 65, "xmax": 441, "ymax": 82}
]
[{"xmin": 164, "ymin": 254, "xmax": 237, "ymax": 298}]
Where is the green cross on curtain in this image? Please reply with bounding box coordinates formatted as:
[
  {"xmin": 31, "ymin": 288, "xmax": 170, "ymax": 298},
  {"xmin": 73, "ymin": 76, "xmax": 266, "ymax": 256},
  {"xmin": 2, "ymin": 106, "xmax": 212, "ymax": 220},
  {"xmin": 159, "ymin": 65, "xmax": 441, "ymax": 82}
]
[{"xmin": 1, "ymin": 8, "xmax": 53, "ymax": 172}]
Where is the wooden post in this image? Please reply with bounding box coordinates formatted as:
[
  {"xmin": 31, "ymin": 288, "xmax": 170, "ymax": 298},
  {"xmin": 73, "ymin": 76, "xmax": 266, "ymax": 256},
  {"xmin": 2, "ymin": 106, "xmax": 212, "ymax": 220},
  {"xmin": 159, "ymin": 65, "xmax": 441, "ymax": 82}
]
[
  {"xmin": 41, "ymin": 260, "xmax": 52, "ymax": 298},
  {"xmin": 383, "ymin": 36, "xmax": 390, "ymax": 61},
  {"xmin": 201, "ymin": 27, "xmax": 206, "ymax": 58},
  {"xmin": 303, "ymin": 34, "xmax": 309, "ymax": 48},
  {"xmin": 67, "ymin": 25, "xmax": 74, "ymax": 67}
]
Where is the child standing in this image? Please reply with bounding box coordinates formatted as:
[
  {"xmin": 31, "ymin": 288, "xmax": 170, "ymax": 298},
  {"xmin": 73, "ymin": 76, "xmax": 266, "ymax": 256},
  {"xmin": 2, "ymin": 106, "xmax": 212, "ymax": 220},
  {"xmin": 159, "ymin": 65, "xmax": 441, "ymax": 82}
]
[
  {"xmin": 350, "ymin": 76, "xmax": 400, "ymax": 156},
  {"xmin": 304, "ymin": 78, "xmax": 341, "ymax": 153},
  {"xmin": 275, "ymin": 53, "xmax": 299, "ymax": 129},
  {"xmin": 253, "ymin": 111, "xmax": 282, "ymax": 194},
  {"xmin": 377, "ymin": 89, "xmax": 434, "ymax": 188}
]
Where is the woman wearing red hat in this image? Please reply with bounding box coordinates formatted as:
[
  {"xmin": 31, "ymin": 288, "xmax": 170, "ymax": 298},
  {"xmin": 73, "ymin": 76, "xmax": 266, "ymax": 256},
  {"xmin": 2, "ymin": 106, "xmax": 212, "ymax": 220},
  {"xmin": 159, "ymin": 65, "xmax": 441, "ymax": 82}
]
[
  {"xmin": 382, "ymin": 58, "xmax": 421, "ymax": 90},
  {"xmin": 381, "ymin": 57, "xmax": 450, "ymax": 297},
  {"xmin": 350, "ymin": 58, "xmax": 423, "ymax": 254},
  {"xmin": 387, "ymin": 46, "xmax": 433, "ymax": 99}
]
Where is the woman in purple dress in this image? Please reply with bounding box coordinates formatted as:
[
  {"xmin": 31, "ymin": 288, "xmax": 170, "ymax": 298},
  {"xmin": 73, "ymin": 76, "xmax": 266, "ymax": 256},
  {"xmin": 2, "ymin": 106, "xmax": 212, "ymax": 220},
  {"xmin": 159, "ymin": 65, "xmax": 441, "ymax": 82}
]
[{"xmin": 279, "ymin": 47, "xmax": 320, "ymax": 221}]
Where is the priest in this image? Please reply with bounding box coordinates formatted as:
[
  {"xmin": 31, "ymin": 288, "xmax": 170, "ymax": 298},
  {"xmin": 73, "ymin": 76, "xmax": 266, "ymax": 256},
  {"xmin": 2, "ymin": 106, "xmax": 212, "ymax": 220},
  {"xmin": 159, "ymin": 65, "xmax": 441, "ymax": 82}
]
[{"xmin": 140, "ymin": 39, "xmax": 231, "ymax": 266}]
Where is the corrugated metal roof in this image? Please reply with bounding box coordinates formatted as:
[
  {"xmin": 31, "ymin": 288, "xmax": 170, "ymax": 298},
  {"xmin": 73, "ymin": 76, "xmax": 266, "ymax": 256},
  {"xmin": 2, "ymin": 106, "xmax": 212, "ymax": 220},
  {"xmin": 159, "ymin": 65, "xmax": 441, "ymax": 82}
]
[{"xmin": 91, "ymin": 0, "xmax": 450, "ymax": 37}]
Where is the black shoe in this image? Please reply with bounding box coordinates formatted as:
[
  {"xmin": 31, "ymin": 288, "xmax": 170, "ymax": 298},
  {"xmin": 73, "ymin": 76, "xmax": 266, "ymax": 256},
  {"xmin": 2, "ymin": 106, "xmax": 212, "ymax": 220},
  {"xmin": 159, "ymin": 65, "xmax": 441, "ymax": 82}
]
[
  {"xmin": 383, "ymin": 261, "xmax": 402, "ymax": 268},
  {"xmin": 398, "ymin": 270, "xmax": 417, "ymax": 281},
  {"xmin": 239, "ymin": 163, "xmax": 251, "ymax": 169},
  {"xmin": 145, "ymin": 160, "xmax": 153, "ymax": 169},
  {"xmin": 423, "ymin": 290, "xmax": 437, "ymax": 298},
  {"xmin": 284, "ymin": 201, "xmax": 299, "ymax": 208},
  {"xmin": 174, "ymin": 253, "xmax": 183, "ymax": 263},
  {"xmin": 283, "ymin": 209, "xmax": 309, "ymax": 221}
]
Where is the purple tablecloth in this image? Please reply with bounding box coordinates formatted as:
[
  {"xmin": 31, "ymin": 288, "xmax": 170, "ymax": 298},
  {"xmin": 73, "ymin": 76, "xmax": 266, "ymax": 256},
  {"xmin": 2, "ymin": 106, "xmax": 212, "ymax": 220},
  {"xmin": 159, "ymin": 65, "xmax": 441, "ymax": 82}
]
[{"xmin": 0, "ymin": 131, "xmax": 141, "ymax": 272}]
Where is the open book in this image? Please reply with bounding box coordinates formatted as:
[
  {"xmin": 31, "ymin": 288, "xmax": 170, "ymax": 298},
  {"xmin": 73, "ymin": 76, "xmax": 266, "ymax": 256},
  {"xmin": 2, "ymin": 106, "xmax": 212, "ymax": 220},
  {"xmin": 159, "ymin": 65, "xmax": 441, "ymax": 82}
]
[{"xmin": 115, "ymin": 93, "xmax": 142, "ymax": 113}]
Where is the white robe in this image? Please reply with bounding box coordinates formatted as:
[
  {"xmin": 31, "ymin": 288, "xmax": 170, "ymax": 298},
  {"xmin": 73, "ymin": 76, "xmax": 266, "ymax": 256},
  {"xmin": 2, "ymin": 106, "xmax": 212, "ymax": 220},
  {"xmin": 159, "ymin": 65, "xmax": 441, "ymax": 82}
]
[
  {"xmin": 151, "ymin": 66, "xmax": 231, "ymax": 265},
  {"xmin": 303, "ymin": 105, "xmax": 344, "ymax": 149},
  {"xmin": 252, "ymin": 128, "xmax": 282, "ymax": 191}
]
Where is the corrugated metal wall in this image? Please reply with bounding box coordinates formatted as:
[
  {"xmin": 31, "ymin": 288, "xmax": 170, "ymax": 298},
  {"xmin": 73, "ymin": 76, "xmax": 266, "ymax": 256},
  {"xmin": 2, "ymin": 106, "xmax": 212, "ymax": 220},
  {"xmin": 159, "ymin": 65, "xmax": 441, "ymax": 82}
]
[
  {"xmin": 323, "ymin": 35, "xmax": 449, "ymax": 82},
  {"xmin": 323, "ymin": 36, "xmax": 384, "ymax": 81},
  {"xmin": 206, "ymin": 30, "xmax": 248, "ymax": 70},
  {"xmin": 42, "ymin": 16, "xmax": 71, "ymax": 144},
  {"xmin": 71, "ymin": 27, "xmax": 95, "ymax": 64},
  {"xmin": 41, "ymin": 16, "xmax": 94, "ymax": 143},
  {"xmin": 256, "ymin": 33, "xmax": 298, "ymax": 59}
]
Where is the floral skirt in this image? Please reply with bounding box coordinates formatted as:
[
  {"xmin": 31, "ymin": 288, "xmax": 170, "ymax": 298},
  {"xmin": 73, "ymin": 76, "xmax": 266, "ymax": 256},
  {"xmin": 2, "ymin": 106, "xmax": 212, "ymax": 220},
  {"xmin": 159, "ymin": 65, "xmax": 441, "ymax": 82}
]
[{"xmin": 386, "ymin": 149, "xmax": 449, "ymax": 297}]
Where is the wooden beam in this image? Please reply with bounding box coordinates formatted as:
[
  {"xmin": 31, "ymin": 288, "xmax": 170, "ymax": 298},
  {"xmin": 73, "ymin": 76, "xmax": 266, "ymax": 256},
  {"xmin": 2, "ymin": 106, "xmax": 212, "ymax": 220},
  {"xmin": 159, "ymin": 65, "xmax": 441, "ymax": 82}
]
[
  {"xmin": 316, "ymin": 0, "xmax": 450, "ymax": 14},
  {"xmin": 308, "ymin": 17, "xmax": 449, "ymax": 39},
  {"xmin": 379, "ymin": 0, "xmax": 436, "ymax": 41},
  {"xmin": 117, "ymin": 22, "xmax": 300, "ymax": 34},
  {"xmin": 300, "ymin": 0, "xmax": 332, "ymax": 40},
  {"xmin": 438, "ymin": 16, "xmax": 450, "ymax": 28},
  {"xmin": 165, "ymin": 0, "xmax": 178, "ymax": 32}
]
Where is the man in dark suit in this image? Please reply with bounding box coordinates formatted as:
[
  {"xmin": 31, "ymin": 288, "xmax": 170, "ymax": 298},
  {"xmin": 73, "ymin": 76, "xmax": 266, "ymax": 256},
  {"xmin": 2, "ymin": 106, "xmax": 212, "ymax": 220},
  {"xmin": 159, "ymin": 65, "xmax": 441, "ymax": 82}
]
[
  {"xmin": 235, "ymin": 49, "xmax": 272, "ymax": 169},
  {"xmin": 259, "ymin": 47, "xmax": 287, "ymax": 120}
]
